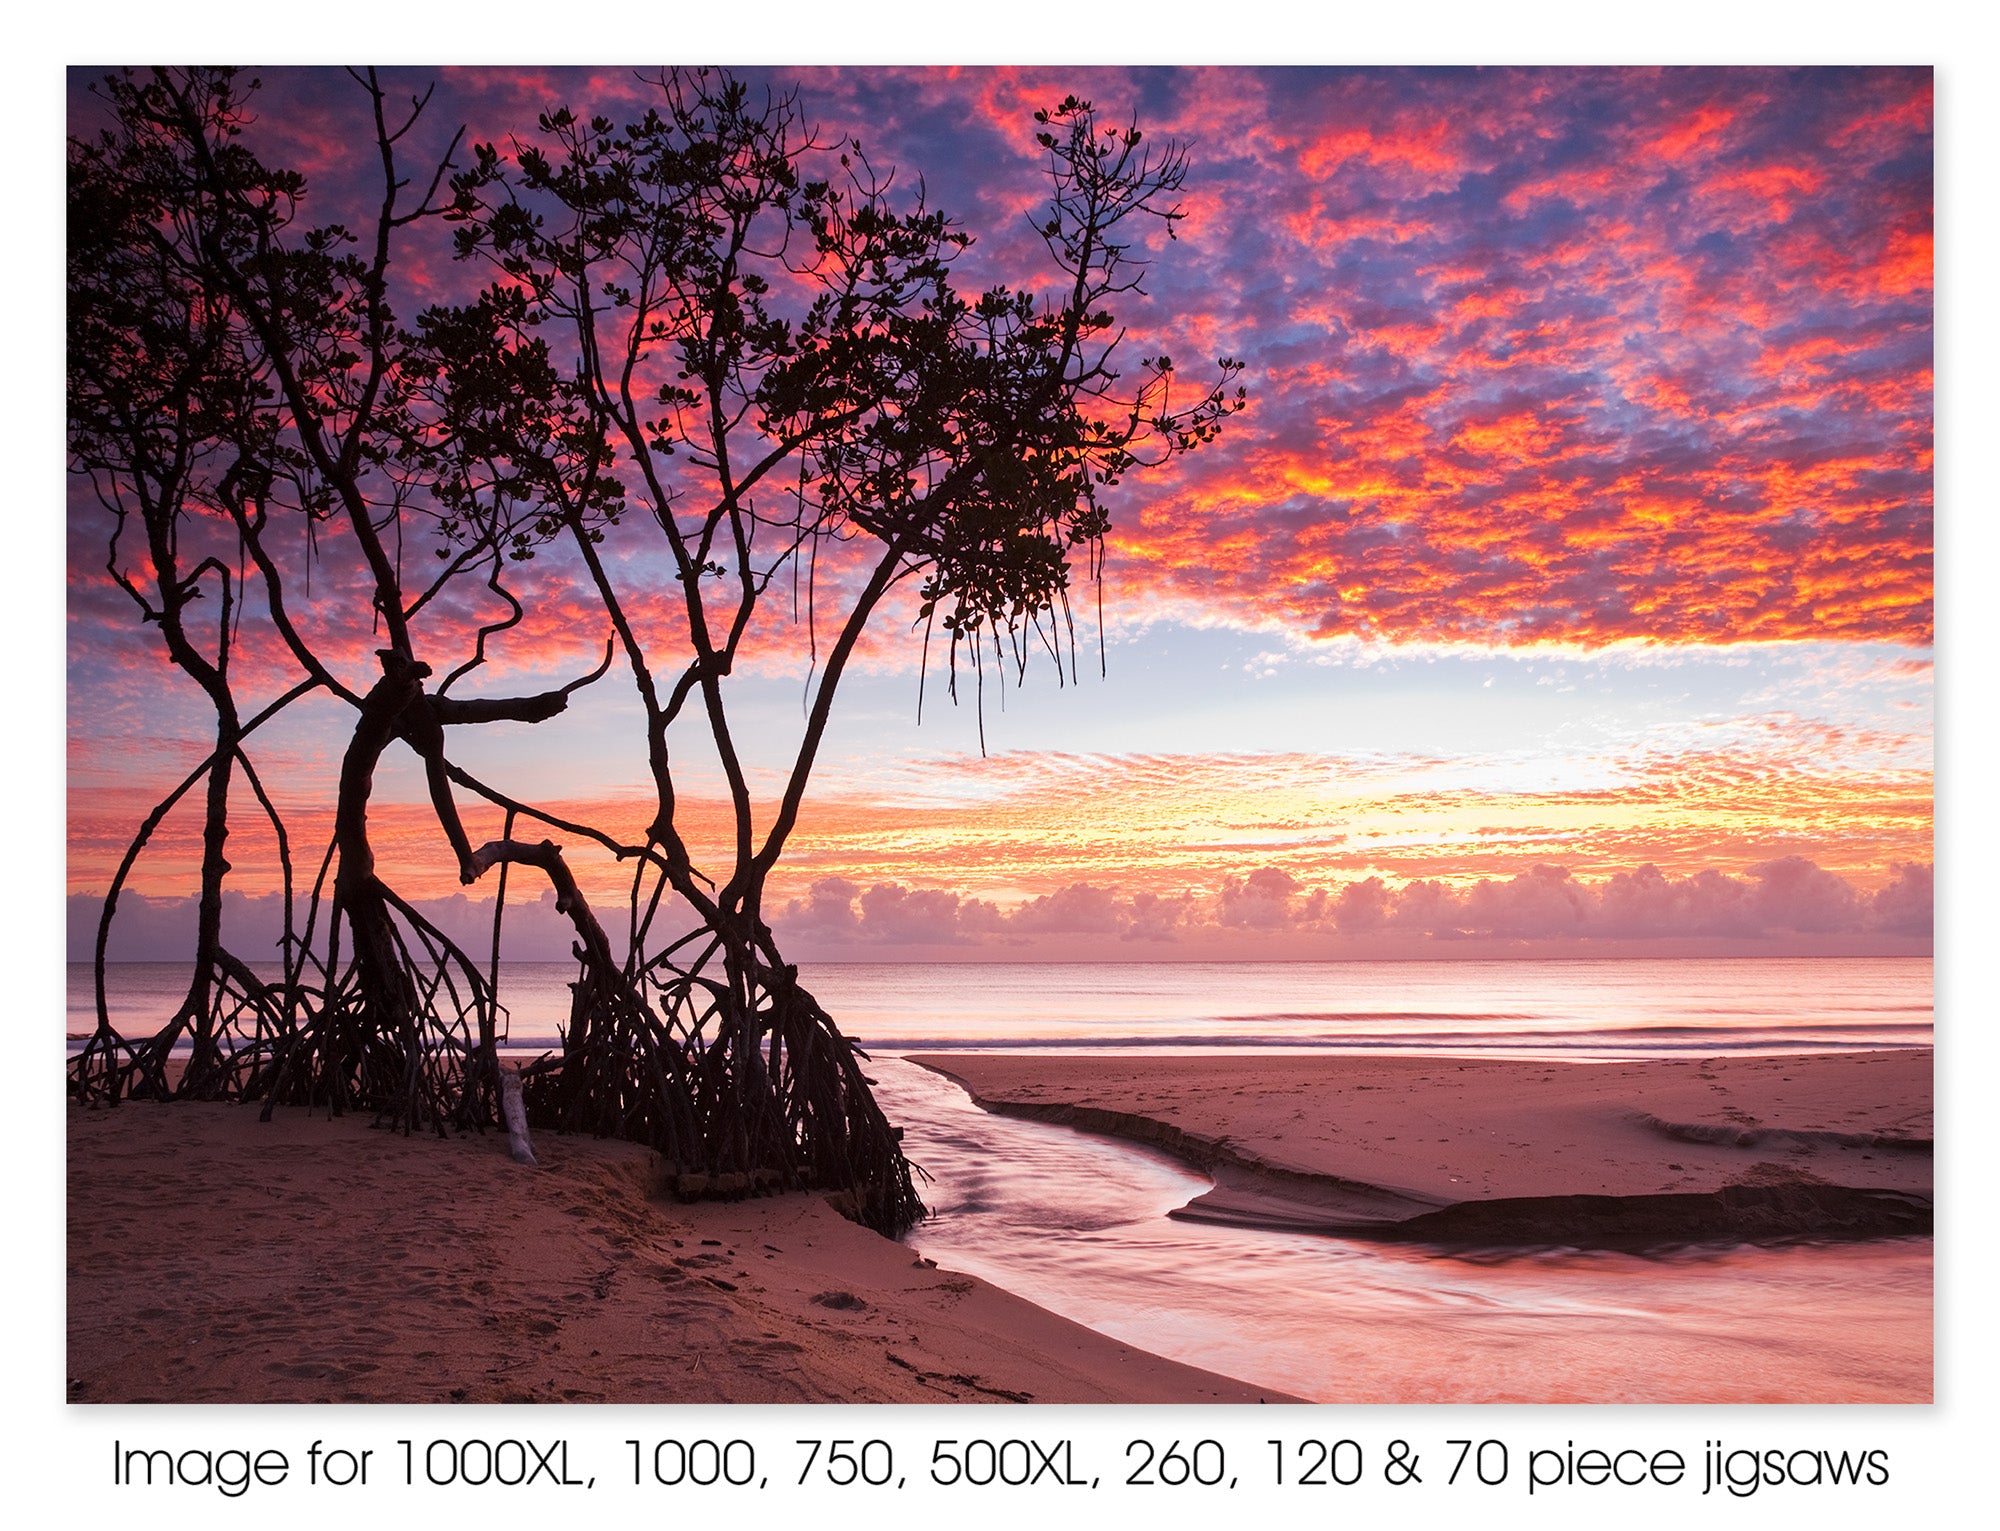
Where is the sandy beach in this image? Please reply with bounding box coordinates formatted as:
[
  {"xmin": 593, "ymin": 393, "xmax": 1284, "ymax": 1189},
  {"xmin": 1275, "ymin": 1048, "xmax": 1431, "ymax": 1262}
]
[
  {"xmin": 910, "ymin": 1050, "xmax": 1933, "ymax": 1245},
  {"xmin": 66, "ymin": 1097, "xmax": 1280, "ymax": 1405},
  {"xmin": 67, "ymin": 1048, "xmax": 1929, "ymax": 1404}
]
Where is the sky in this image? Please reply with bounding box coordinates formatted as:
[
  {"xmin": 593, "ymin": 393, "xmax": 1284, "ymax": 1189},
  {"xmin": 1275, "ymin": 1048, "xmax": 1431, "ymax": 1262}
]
[{"xmin": 65, "ymin": 63, "xmax": 1934, "ymax": 961}]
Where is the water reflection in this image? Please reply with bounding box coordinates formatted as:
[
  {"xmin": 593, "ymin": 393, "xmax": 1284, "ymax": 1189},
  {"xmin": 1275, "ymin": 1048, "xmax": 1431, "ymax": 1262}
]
[{"xmin": 876, "ymin": 1060, "xmax": 1932, "ymax": 1403}]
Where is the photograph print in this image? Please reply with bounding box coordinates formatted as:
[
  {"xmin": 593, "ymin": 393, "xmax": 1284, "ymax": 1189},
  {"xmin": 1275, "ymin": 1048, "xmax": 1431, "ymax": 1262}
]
[{"xmin": 67, "ymin": 64, "xmax": 1932, "ymax": 1405}]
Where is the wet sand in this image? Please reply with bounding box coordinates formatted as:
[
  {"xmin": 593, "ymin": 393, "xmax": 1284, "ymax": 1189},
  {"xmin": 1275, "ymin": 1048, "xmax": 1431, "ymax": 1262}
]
[
  {"xmin": 65, "ymin": 1098, "xmax": 1284, "ymax": 1404},
  {"xmin": 909, "ymin": 1050, "xmax": 1933, "ymax": 1247},
  {"xmin": 66, "ymin": 1049, "xmax": 1930, "ymax": 1403}
]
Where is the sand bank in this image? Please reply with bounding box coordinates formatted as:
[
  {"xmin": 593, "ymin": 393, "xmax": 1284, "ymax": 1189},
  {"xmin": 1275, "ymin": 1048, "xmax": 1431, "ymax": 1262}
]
[
  {"xmin": 908, "ymin": 1050, "xmax": 1932, "ymax": 1247},
  {"xmin": 66, "ymin": 1099, "xmax": 1285, "ymax": 1405}
]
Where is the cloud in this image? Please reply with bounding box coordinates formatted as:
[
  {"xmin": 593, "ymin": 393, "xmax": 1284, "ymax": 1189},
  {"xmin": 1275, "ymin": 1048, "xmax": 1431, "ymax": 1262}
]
[
  {"xmin": 1596, "ymin": 864, "xmax": 1751, "ymax": 937},
  {"xmin": 781, "ymin": 877, "xmax": 1002, "ymax": 947},
  {"xmin": 69, "ymin": 887, "xmax": 597, "ymax": 965},
  {"xmin": 760, "ymin": 856, "xmax": 1930, "ymax": 957},
  {"xmin": 1747, "ymin": 854, "xmax": 1862, "ymax": 932},
  {"xmin": 66, "ymin": 68, "xmax": 1934, "ymax": 968},
  {"xmin": 1870, "ymin": 860, "xmax": 1933, "ymax": 934},
  {"xmin": 1218, "ymin": 866, "xmax": 1305, "ymax": 928},
  {"xmin": 1312, "ymin": 858, "xmax": 1914, "ymax": 943},
  {"xmin": 788, "ymin": 876, "xmax": 862, "ymax": 933},
  {"xmin": 1008, "ymin": 882, "xmax": 1126, "ymax": 934},
  {"xmin": 1461, "ymin": 862, "xmax": 1593, "ymax": 937},
  {"xmin": 70, "ymin": 67, "xmax": 1932, "ymax": 673},
  {"xmin": 1333, "ymin": 874, "xmax": 1391, "ymax": 932},
  {"xmin": 78, "ymin": 851, "xmax": 1929, "ymax": 966}
]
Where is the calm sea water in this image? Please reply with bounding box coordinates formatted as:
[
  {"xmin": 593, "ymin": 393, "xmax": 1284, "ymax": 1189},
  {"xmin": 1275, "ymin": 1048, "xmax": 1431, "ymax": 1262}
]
[
  {"xmin": 876, "ymin": 1059, "xmax": 1931, "ymax": 1402},
  {"xmin": 69, "ymin": 956, "xmax": 1933, "ymax": 1401},
  {"xmin": 71, "ymin": 955, "xmax": 1934, "ymax": 1058}
]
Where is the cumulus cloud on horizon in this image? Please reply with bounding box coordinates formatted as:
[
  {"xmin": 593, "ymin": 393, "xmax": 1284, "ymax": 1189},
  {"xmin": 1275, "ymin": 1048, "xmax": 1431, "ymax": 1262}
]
[
  {"xmin": 69, "ymin": 858, "xmax": 1930, "ymax": 965},
  {"xmin": 773, "ymin": 856, "xmax": 1930, "ymax": 951},
  {"xmin": 70, "ymin": 855, "xmax": 1928, "ymax": 967}
]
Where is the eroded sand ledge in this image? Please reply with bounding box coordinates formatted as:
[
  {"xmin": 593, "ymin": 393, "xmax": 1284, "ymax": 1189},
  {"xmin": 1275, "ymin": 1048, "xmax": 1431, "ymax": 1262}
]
[
  {"xmin": 908, "ymin": 1050, "xmax": 1932, "ymax": 1248},
  {"xmin": 66, "ymin": 1099, "xmax": 1285, "ymax": 1405}
]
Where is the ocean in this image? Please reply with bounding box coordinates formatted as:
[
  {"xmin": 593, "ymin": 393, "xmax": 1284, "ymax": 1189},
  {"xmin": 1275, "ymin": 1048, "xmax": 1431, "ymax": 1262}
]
[
  {"xmin": 71, "ymin": 954, "xmax": 1935, "ymax": 1058},
  {"xmin": 68, "ymin": 955, "xmax": 1934, "ymax": 1401}
]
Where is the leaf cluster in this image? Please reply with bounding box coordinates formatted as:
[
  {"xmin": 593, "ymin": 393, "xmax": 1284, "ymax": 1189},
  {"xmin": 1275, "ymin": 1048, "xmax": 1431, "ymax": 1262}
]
[{"xmin": 444, "ymin": 72, "xmax": 1247, "ymax": 692}]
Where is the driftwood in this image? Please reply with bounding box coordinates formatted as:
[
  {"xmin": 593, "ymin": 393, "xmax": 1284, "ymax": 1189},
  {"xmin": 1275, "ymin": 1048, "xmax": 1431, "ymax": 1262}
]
[{"xmin": 499, "ymin": 1068, "xmax": 537, "ymax": 1166}]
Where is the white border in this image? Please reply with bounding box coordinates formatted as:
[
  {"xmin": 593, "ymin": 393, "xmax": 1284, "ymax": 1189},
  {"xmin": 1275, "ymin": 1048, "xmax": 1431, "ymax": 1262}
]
[{"xmin": 21, "ymin": 7, "xmax": 1989, "ymax": 1526}]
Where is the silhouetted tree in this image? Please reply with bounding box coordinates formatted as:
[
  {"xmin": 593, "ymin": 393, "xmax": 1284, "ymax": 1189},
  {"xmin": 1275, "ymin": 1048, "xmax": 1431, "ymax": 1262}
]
[
  {"xmin": 68, "ymin": 102, "xmax": 293, "ymax": 1099},
  {"xmin": 68, "ymin": 66, "xmax": 1241, "ymax": 1236},
  {"xmin": 68, "ymin": 68, "xmax": 619, "ymax": 1132},
  {"xmin": 435, "ymin": 74, "xmax": 1244, "ymax": 1231}
]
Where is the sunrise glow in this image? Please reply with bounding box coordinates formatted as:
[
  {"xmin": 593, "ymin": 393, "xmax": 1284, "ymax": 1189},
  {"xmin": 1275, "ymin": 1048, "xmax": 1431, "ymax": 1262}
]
[{"xmin": 67, "ymin": 65, "xmax": 1933, "ymax": 961}]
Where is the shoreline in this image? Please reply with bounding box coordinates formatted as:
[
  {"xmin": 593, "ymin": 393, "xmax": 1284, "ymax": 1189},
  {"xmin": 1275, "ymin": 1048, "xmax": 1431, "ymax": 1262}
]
[
  {"xmin": 66, "ymin": 1095, "xmax": 1285, "ymax": 1405},
  {"xmin": 66, "ymin": 1047, "xmax": 1932, "ymax": 1404},
  {"xmin": 908, "ymin": 1050, "xmax": 1932, "ymax": 1249}
]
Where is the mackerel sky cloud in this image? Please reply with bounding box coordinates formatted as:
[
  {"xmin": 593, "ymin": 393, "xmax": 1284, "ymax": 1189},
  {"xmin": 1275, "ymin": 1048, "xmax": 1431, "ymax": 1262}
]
[
  {"xmin": 66, "ymin": 65, "xmax": 1933, "ymax": 957},
  {"xmin": 1078, "ymin": 67, "xmax": 1934, "ymax": 649}
]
